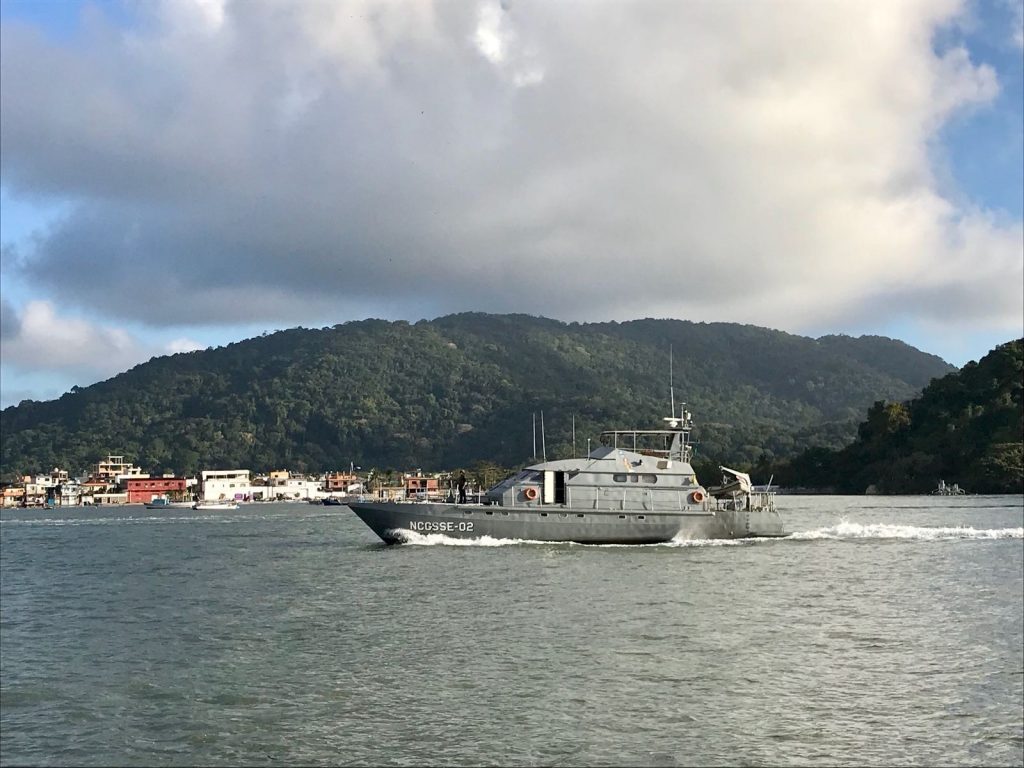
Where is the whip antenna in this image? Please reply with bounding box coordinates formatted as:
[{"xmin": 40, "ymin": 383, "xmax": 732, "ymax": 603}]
[
  {"xmin": 670, "ymin": 344, "xmax": 676, "ymax": 418},
  {"xmin": 541, "ymin": 411, "xmax": 547, "ymax": 462}
]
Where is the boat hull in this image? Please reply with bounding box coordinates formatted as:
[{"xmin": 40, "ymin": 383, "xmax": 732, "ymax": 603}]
[{"xmin": 347, "ymin": 502, "xmax": 786, "ymax": 545}]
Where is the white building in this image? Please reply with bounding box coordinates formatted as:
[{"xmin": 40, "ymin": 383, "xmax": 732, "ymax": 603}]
[
  {"xmin": 267, "ymin": 476, "xmax": 322, "ymax": 500},
  {"xmin": 200, "ymin": 469, "xmax": 253, "ymax": 501},
  {"xmin": 96, "ymin": 455, "xmax": 147, "ymax": 483}
]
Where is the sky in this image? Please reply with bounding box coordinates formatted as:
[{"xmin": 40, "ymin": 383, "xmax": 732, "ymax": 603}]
[{"xmin": 1, "ymin": 0, "xmax": 1022, "ymax": 408}]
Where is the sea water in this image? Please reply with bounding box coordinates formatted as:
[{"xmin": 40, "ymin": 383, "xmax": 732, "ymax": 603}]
[{"xmin": 1, "ymin": 495, "xmax": 1021, "ymax": 766}]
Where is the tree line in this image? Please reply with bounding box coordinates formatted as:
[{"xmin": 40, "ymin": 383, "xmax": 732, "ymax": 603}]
[{"xmin": 1, "ymin": 313, "xmax": 962, "ymax": 488}]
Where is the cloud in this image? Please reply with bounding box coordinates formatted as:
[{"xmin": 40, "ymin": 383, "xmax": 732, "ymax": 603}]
[
  {"xmin": 166, "ymin": 337, "xmax": 204, "ymax": 354},
  {"xmin": 1, "ymin": 296, "xmax": 22, "ymax": 340},
  {"xmin": 1, "ymin": 301, "xmax": 145, "ymax": 374},
  {"xmin": 0, "ymin": 0, "xmax": 1021, "ymax": 342},
  {"xmin": 1005, "ymin": 0, "xmax": 1024, "ymax": 48},
  {"xmin": 0, "ymin": 301, "xmax": 205, "ymax": 383}
]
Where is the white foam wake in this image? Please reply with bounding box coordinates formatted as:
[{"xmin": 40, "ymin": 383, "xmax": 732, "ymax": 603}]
[
  {"xmin": 391, "ymin": 529, "xmax": 539, "ymax": 546},
  {"xmin": 389, "ymin": 522, "xmax": 1023, "ymax": 548},
  {"xmin": 788, "ymin": 521, "xmax": 1024, "ymax": 541},
  {"xmin": 665, "ymin": 536, "xmax": 751, "ymax": 547},
  {"xmin": 392, "ymin": 530, "xmax": 755, "ymax": 548}
]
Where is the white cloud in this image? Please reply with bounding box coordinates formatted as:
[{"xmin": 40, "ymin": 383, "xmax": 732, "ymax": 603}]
[
  {"xmin": 3, "ymin": 301, "xmax": 140, "ymax": 370},
  {"xmin": 472, "ymin": 0, "xmax": 544, "ymax": 86},
  {"xmin": 1005, "ymin": 0, "xmax": 1024, "ymax": 48},
  {"xmin": 0, "ymin": 301, "xmax": 208, "ymax": 399},
  {"xmin": 158, "ymin": 0, "xmax": 227, "ymax": 33},
  {"xmin": 166, "ymin": 337, "xmax": 204, "ymax": 354},
  {"xmin": 0, "ymin": 0, "xmax": 1019, "ymax": 353},
  {"xmin": 473, "ymin": 2, "xmax": 508, "ymax": 64}
]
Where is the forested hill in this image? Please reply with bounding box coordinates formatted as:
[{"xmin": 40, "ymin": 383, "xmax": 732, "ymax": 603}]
[
  {"xmin": 0, "ymin": 314, "xmax": 954, "ymax": 477},
  {"xmin": 778, "ymin": 339, "xmax": 1024, "ymax": 494}
]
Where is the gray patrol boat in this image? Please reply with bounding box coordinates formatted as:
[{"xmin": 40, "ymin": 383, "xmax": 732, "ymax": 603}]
[{"xmin": 348, "ymin": 406, "xmax": 786, "ymax": 544}]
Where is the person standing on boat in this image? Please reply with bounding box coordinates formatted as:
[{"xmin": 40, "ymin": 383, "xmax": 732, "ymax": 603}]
[{"xmin": 457, "ymin": 472, "xmax": 468, "ymax": 504}]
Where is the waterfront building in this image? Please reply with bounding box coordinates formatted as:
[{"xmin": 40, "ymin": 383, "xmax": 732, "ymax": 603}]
[
  {"xmin": 82, "ymin": 478, "xmax": 112, "ymax": 496},
  {"xmin": 1, "ymin": 486, "xmax": 25, "ymax": 508},
  {"xmin": 405, "ymin": 473, "xmax": 440, "ymax": 500},
  {"xmin": 326, "ymin": 472, "xmax": 363, "ymax": 493},
  {"xmin": 95, "ymin": 455, "xmax": 147, "ymax": 484},
  {"xmin": 200, "ymin": 469, "xmax": 252, "ymax": 501},
  {"xmin": 125, "ymin": 476, "xmax": 188, "ymax": 504},
  {"xmin": 266, "ymin": 471, "xmax": 321, "ymax": 500}
]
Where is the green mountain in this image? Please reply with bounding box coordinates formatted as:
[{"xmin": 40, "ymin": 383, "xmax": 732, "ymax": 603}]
[
  {"xmin": 778, "ymin": 339, "xmax": 1024, "ymax": 494},
  {"xmin": 0, "ymin": 314, "xmax": 954, "ymax": 478}
]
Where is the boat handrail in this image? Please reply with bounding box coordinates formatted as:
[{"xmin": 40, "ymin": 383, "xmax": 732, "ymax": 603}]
[
  {"xmin": 599, "ymin": 427, "xmax": 693, "ymax": 462},
  {"xmin": 599, "ymin": 428, "xmax": 690, "ymax": 438}
]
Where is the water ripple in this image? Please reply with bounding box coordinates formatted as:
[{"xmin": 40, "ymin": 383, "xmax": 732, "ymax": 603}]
[{"xmin": 1, "ymin": 496, "xmax": 1021, "ymax": 766}]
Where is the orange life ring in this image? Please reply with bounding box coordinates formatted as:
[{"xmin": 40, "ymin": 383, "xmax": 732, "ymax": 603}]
[
  {"xmin": 524, "ymin": 487, "xmax": 538, "ymax": 501},
  {"xmin": 691, "ymin": 490, "xmax": 705, "ymax": 503}
]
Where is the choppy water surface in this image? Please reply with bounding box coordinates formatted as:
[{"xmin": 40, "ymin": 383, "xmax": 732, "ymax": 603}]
[{"xmin": 2, "ymin": 496, "xmax": 1021, "ymax": 766}]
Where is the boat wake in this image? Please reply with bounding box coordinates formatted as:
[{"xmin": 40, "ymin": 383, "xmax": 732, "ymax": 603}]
[
  {"xmin": 787, "ymin": 521, "xmax": 1024, "ymax": 541},
  {"xmin": 392, "ymin": 530, "xmax": 765, "ymax": 547},
  {"xmin": 388, "ymin": 521, "xmax": 1023, "ymax": 547},
  {"xmin": 390, "ymin": 529, "xmax": 540, "ymax": 546}
]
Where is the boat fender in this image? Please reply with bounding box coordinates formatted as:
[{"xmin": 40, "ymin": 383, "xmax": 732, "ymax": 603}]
[
  {"xmin": 690, "ymin": 490, "xmax": 705, "ymax": 503},
  {"xmin": 523, "ymin": 487, "xmax": 538, "ymax": 501}
]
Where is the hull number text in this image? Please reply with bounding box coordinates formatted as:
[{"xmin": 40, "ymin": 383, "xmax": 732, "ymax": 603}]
[{"xmin": 408, "ymin": 520, "xmax": 474, "ymax": 533}]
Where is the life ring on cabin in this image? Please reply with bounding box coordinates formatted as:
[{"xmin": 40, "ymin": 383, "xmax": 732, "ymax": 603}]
[
  {"xmin": 690, "ymin": 490, "xmax": 705, "ymax": 504},
  {"xmin": 523, "ymin": 487, "xmax": 539, "ymax": 501}
]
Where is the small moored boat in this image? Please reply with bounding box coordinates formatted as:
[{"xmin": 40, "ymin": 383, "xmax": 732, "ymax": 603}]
[
  {"xmin": 144, "ymin": 498, "xmax": 195, "ymax": 510},
  {"xmin": 932, "ymin": 480, "xmax": 966, "ymax": 496}
]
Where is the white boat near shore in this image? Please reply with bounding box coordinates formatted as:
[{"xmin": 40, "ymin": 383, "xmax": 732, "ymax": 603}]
[
  {"xmin": 144, "ymin": 498, "xmax": 195, "ymax": 510},
  {"xmin": 193, "ymin": 501, "xmax": 240, "ymax": 510}
]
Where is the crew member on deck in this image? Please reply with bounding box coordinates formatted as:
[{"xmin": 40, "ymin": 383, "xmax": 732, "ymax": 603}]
[{"xmin": 457, "ymin": 472, "xmax": 468, "ymax": 504}]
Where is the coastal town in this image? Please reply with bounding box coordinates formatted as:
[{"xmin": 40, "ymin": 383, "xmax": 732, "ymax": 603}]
[{"xmin": 0, "ymin": 453, "xmax": 471, "ymax": 508}]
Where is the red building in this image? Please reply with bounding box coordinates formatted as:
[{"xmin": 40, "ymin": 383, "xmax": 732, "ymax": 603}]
[
  {"xmin": 125, "ymin": 477, "xmax": 187, "ymax": 504},
  {"xmin": 405, "ymin": 475, "xmax": 439, "ymax": 499}
]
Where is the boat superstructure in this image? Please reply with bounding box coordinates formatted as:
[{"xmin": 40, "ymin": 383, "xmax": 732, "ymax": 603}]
[
  {"xmin": 348, "ymin": 406, "xmax": 785, "ymax": 544},
  {"xmin": 932, "ymin": 480, "xmax": 967, "ymax": 496}
]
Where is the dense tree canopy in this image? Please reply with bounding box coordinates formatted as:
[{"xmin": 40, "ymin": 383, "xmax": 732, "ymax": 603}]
[
  {"xmin": 776, "ymin": 339, "xmax": 1024, "ymax": 494},
  {"xmin": 1, "ymin": 314, "xmax": 955, "ymax": 482}
]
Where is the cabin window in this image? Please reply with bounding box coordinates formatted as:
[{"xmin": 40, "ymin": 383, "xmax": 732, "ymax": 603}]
[
  {"xmin": 576, "ymin": 513, "xmax": 585, "ymax": 518},
  {"xmin": 540, "ymin": 512, "xmax": 548, "ymax": 517},
  {"xmin": 643, "ymin": 474, "xmax": 657, "ymax": 484},
  {"xmin": 613, "ymin": 474, "xmax": 627, "ymax": 483},
  {"xmin": 629, "ymin": 474, "xmax": 639, "ymax": 483},
  {"xmin": 637, "ymin": 515, "xmax": 646, "ymax": 520},
  {"xmin": 619, "ymin": 514, "xmax": 626, "ymax": 519}
]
